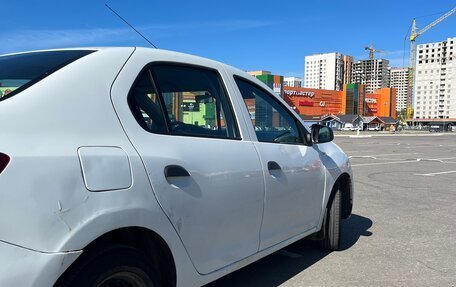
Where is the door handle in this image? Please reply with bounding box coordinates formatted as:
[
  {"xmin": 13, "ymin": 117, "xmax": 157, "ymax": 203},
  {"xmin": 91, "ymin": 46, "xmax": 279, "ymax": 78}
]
[
  {"xmin": 267, "ymin": 161, "xmax": 281, "ymax": 171},
  {"xmin": 164, "ymin": 165, "xmax": 190, "ymax": 178}
]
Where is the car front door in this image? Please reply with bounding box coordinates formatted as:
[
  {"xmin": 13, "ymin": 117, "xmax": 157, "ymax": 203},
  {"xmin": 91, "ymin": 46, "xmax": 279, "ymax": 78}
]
[
  {"xmin": 112, "ymin": 59, "xmax": 264, "ymax": 275},
  {"xmin": 232, "ymin": 76, "xmax": 326, "ymax": 249}
]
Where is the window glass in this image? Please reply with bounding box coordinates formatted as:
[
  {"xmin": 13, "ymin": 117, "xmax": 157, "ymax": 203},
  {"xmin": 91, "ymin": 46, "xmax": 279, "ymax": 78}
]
[
  {"xmin": 0, "ymin": 50, "xmax": 94, "ymax": 101},
  {"xmin": 129, "ymin": 70, "xmax": 168, "ymax": 133},
  {"xmin": 129, "ymin": 64, "xmax": 238, "ymax": 139},
  {"xmin": 234, "ymin": 77, "xmax": 303, "ymax": 144},
  {"xmin": 152, "ymin": 65, "xmax": 237, "ymax": 139}
]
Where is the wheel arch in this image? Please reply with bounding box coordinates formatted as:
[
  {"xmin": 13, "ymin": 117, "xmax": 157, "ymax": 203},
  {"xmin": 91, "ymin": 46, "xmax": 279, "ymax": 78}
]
[
  {"xmin": 55, "ymin": 226, "xmax": 177, "ymax": 287},
  {"xmin": 331, "ymin": 172, "xmax": 353, "ymax": 219}
]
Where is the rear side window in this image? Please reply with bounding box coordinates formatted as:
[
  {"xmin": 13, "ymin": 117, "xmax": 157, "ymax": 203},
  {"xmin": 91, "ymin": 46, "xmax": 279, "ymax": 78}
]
[
  {"xmin": 0, "ymin": 50, "xmax": 95, "ymax": 101},
  {"xmin": 129, "ymin": 64, "xmax": 239, "ymax": 139}
]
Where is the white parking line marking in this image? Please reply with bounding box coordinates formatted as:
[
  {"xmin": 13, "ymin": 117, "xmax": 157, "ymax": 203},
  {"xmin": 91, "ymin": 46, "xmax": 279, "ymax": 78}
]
[
  {"xmin": 414, "ymin": 170, "xmax": 456, "ymax": 177},
  {"xmin": 349, "ymin": 152, "xmax": 420, "ymax": 158},
  {"xmin": 417, "ymin": 157, "xmax": 456, "ymax": 162},
  {"xmin": 352, "ymin": 157, "xmax": 456, "ymax": 167},
  {"xmin": 352, "ymin": 160, "xmax": 417, "ymax": 167}
]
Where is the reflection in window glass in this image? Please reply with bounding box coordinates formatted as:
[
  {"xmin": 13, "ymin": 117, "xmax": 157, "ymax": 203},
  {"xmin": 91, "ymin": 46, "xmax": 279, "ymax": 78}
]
[
  {"xmin": 129, "ymin": 64, "xmax": 238, "ymax": 139},
  {"xmin": 0, "ymin": 50, "xmax": 94, "ymax": 101},
  {"xmin": 152, "ymin": 65, "xmax": 237, "ymax": 138},
  {"xmin": 235, "ymin": 77, "xmax": 302, "ymax": 144}
]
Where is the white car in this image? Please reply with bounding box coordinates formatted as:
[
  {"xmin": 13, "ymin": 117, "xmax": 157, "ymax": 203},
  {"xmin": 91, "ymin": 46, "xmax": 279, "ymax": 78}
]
[
  {"xmin": 0, "ymin": 47, "xmax": 353, "ymax": 287},
  {"xmin": 367, "ymin": 126, "xmax": 380, "ymax": 131}
]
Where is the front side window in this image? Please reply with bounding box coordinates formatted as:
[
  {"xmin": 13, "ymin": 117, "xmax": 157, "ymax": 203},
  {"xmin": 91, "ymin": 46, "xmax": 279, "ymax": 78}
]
[
  {"xmin": 234, "ymin": 77, "xmax": 303, "ymax": 144},
  {"xmin": 129, "ymin": 64, "xmax": 239, "ymax": 139}
]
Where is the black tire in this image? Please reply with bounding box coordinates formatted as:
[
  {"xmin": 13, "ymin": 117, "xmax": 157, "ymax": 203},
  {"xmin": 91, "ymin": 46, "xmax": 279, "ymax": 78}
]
[
  {"xmin": 55, "ymin": 244, "xmax": 160, "ymax": 287},
  {"xmin": 320, "ymin": 187, "xmax": 342, "ymax": 250}
]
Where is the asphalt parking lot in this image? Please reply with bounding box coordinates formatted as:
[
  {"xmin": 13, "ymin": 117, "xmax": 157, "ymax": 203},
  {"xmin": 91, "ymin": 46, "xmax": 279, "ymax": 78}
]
[{"xmin": 207, "ymin": 133, "xmax": 456, "ymax": 287}]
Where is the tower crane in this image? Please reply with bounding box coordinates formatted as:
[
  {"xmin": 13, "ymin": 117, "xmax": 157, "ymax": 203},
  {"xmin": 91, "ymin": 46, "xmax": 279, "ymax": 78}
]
[
  {"xmin": 364, "ymin": 44, "xmax": 384, "ymax": 60},
  {"xmin": 408, "ymin": 7, "xmax": 456, "ymax": 119}
]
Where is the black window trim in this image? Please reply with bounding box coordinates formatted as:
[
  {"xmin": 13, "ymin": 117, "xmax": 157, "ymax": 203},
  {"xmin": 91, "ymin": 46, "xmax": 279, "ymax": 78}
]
[
  {"xmin": 127, "ymin": 61, "xmax": 242, "ymax": 141},
  {"xmin": 0, "ymin": 50, "xmax": 96, "ymax": 102},
  {"xmin": 233, "ymin": 75, "xmax": 310, "ymax": 146}
]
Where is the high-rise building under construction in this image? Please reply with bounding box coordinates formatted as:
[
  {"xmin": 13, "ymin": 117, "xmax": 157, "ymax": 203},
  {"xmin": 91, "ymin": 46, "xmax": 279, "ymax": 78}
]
[{"xmin": 351, "ymin": 59, "xmax": 390, "ymax": 94}]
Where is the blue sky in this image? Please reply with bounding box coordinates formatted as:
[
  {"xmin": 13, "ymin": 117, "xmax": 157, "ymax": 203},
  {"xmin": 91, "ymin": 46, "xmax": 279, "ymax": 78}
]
[{"xmin": 2, "ymin": 0, "xmax": 456, "ymax": 78}]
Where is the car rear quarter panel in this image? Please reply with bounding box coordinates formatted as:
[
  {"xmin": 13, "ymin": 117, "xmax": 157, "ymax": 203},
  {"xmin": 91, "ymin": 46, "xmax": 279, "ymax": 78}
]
[{"xmin": 0, "ymin": 47, "xmax": 191, "ymax": 273}]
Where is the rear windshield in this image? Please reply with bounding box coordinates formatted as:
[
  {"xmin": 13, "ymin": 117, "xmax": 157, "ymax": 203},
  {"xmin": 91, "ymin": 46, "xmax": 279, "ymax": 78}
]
[{"xmin": 0, "ymin": 50, "xmax": 95, "ymax": 102}]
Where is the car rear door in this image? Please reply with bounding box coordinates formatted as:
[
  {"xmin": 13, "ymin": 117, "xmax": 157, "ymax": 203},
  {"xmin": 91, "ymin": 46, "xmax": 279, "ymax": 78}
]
[
  {"xmin": 111, "ymin": 52, "xmax": 264, "ymax": 275},
  {"xmin": 230, "ymin": 75, "xmax": 326, "ymax": 250}
]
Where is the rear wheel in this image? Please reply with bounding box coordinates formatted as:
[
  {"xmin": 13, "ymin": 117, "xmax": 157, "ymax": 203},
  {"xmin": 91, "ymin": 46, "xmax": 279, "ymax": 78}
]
[
  {"xmin": 320, "ymin": 187, "xmax": 342, "ymax": 250},
  {"xmin": 56, "ymin": 244, "xmax": 160, "ymax": 287}
]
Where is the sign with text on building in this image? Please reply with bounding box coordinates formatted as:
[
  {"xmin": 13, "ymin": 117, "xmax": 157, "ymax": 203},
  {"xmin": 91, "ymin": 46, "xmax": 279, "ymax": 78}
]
[
  {"xmin": 284, "ymin": 90, "xmax": 315, "ymax": 98},
  {"xmin": 299, "ymin": 100, "xmax": 313, "ymax": 107}
]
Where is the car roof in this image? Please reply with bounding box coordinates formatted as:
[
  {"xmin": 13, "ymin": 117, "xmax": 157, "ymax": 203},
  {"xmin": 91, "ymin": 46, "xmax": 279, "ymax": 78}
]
[
  {"xmin": 0, "ymin": 46, "xmax": 274, "ymax": 101},
  {"xmin": 1, "ymin": 46, "xmax": 251, "ymax": 76}
]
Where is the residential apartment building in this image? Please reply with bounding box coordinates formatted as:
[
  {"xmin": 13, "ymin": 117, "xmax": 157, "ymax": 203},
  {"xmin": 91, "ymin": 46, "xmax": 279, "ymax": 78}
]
[
  {"xmin": 413, "ymin": 37, "xmax": 456, "ymax": 119},
  {"xmin": 351, "ymin": 59, "xmax": 390, "ymax": 94},
  {"xmin": 304, "ymin": 52, "xmax": 350, "ymax": 91},
  {"xmin": 283, "ymin": 77, "xmax": 302, "ymax": 88},
  {"xmin": 390, "ymin": 67, "xmax": 410, "ymax": 111}
]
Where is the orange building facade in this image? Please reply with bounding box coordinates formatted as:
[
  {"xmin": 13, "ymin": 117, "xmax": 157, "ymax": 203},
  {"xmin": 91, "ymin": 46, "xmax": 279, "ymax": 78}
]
[
  {"xmin": 283, "ymin": 87, "xmax": 344, "ymax": 116},
  {"xmin": 364, "ymin": 88, "xmax": 397, "ymax": 118},
  {"xmin": 282, "ymin": 86, "xmax": 396, "ymax": 118}
]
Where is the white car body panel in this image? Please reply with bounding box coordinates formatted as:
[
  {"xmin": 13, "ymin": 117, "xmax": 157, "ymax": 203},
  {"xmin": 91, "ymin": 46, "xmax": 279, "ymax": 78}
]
[
  {"xmin": 253, "ymin": 143, "xmax": 325, "ymax": 249},
  {"xmin": 78, "ymin": 146, "xmax": 132, "ymax": 191},
  {"xmin": 110, "ymin": 48, "xmax": 265, "ymax": 275},
  {"xmin": 0, "ymin": 47, "xmax": 353, "ymax": 287},
  {"xmin": 223, "ymin": 70, "xmax": 327, "ymax": 248}
]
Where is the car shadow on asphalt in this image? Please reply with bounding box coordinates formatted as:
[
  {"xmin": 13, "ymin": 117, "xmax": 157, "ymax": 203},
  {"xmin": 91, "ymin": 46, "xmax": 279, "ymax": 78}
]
[{"xmin": 205, "ymin": 214, "xmax": 372, "ymax": 287}]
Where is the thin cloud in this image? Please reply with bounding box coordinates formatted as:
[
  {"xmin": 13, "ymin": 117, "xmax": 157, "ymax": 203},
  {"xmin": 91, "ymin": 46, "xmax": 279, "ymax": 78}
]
[
  {"xmin": 0, "ymin": 19, "xmax": 277, "ymax": 53},
  {"xmin": 0, "ymin": 27, "xmax": 134, "ymax": 53}
]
